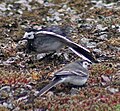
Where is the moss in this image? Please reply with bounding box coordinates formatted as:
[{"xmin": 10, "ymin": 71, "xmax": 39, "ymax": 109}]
[
  {"xmin": 114, "ymin": 104, "xmax": 120, "ymax": 111},
  {"xmin": 0, "ymin": 106, "xmax": 9, "ymax": 111}
]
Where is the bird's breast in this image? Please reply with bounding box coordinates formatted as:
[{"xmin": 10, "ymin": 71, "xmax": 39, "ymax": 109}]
[{"xmin": 61, "ymin": 76, "xmax": 88, "ymax": 86}]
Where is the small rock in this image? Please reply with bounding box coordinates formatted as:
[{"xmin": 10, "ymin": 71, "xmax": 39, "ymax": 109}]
[
  {"xmin": 99, "ymin": 34, "xmax": 108, "ymax": 40},
  {"xmin": 36, "ymin": 0, "xmax": 44, "ymax": 4},
  {"xmin": 107, "ymin": 87, "xmax": 119, "ymax": 94},
  {"xmin": 70, "ymin": 88, "xmax": 79, "ymax": 95},
  {"xmin": 117, "ymin": 1, "xmax": 120, "ymax": 6},
  {"xmin": 101, "ymin": 75, "xmax": 111, "ymax": 86},
  {"xmin": 16, "ymin": 96, "xmax": 28, "ymax": 102},
  {"xmin": 93, "ymin": 48, "xmax": 102, "ymax": 53},
  {"xmin": 54, "ymin": 16, "xmax": 62, "ymax": 21},
  {"xmin": 0, "ymin": 3, "xmax": 7, "ymax": 11},
  {"xmin": 3, "ymin": 102, "xmax": 13, "ymax": 109},
  {"xmin": 79, "ymin": 24, "xmax": 93, "ymax": 31},
  {"xmin": 86, "ymin": 42, "xmax": 97, "ymax": 48},
  {"xmin": 101, "ymin": 75, "xmax": 111, "ymax": 83},
  {"xmin": 36, "ymin": 53, "xmax": 47, "ymax": 60},
  {"xmin": 46, "ymin": 91, "xmax": 54, "ymax": 97},
  {"xmin": 0, "ymin": 86, "xmax": 11, "ymax": 92},
  {"xmin": 80, "ymin": 37, "xmax": 90, "ymax": 46}
]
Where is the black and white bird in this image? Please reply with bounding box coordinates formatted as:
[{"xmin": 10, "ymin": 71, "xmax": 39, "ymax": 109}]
[
  {"xmin": 32, "ymin": 59, "xmax": 90, "ymax": 97},
  {"xmin": 20, "ymin": 26, "xmax": 98, "ymax": 63},
  {"xmin": 20, "ymin": 25, "xmax": 70, "ymax": 53}
]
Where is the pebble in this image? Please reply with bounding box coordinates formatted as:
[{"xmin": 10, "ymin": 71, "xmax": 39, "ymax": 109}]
[{"xmin": 107, "ymin": 87, "xmax": 119, "ymax": 94}]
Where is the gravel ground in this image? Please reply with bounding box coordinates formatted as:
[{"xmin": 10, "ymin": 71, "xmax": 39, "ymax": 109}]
[{"xmin": 0, "ymin": 0, "xmax": 120, "ymax": 111}]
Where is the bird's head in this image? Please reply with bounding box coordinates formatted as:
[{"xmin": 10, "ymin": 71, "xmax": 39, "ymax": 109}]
[
  {"xmin": 22, "ymin": 28, "xmax": 39, "ymax": 40},
  {"xmin": 77, "ymin": 60, "xmax": 92, "ymax": 69},
  {"xmin": 82, "ymin": 60, "xmax": 91, "ymax": 69}
]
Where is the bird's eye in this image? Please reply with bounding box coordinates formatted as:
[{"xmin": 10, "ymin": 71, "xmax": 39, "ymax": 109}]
[
  {"xmin": 84, "ymin": 62, "xmax": 88, "ymax": 65},
  {"xmin": 28, "ymin": 34, "xmax": 31, "ymax": 37}
]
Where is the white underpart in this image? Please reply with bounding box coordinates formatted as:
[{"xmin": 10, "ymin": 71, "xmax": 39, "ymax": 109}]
[{"xmin": 61, "ymin": 75, "xmax": 87, "ymax": 85}]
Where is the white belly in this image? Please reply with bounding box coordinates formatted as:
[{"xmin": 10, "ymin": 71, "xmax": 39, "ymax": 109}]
[{"xmin": 61, "ymin": 76, "xmax": 88, "ymax": 86}]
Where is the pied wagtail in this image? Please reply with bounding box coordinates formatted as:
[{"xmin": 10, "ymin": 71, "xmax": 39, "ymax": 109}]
[
  {"xmin": 30, "ymin": 60, "xmax": 91, "ymax": 98},
  {"xmin": 19, "ymin": 25, "xmax": 98, "ymax": 63}
]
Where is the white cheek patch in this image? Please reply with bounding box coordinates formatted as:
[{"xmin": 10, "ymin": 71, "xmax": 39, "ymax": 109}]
[{"xmin": 23, "ymin": 32, "xmax": 35, "ymax": 39}]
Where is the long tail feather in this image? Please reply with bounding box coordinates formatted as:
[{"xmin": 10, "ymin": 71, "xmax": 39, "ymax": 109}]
[
  {"xmin": 36, "ymin": 78, "xmax": 61, "ymax": 97},
  {"xmin": 27, "ymin": 78, "xmax": 61, "ymax": 103}
]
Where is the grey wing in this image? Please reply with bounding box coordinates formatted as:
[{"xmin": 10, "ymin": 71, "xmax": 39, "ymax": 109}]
[
  {"xmin": 55, "ymin": 69, "xmax": 88, "ymax": 77},
  {"xmin": 71, "ymin": 69, "xmax": 88, "ymax": 77}
]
